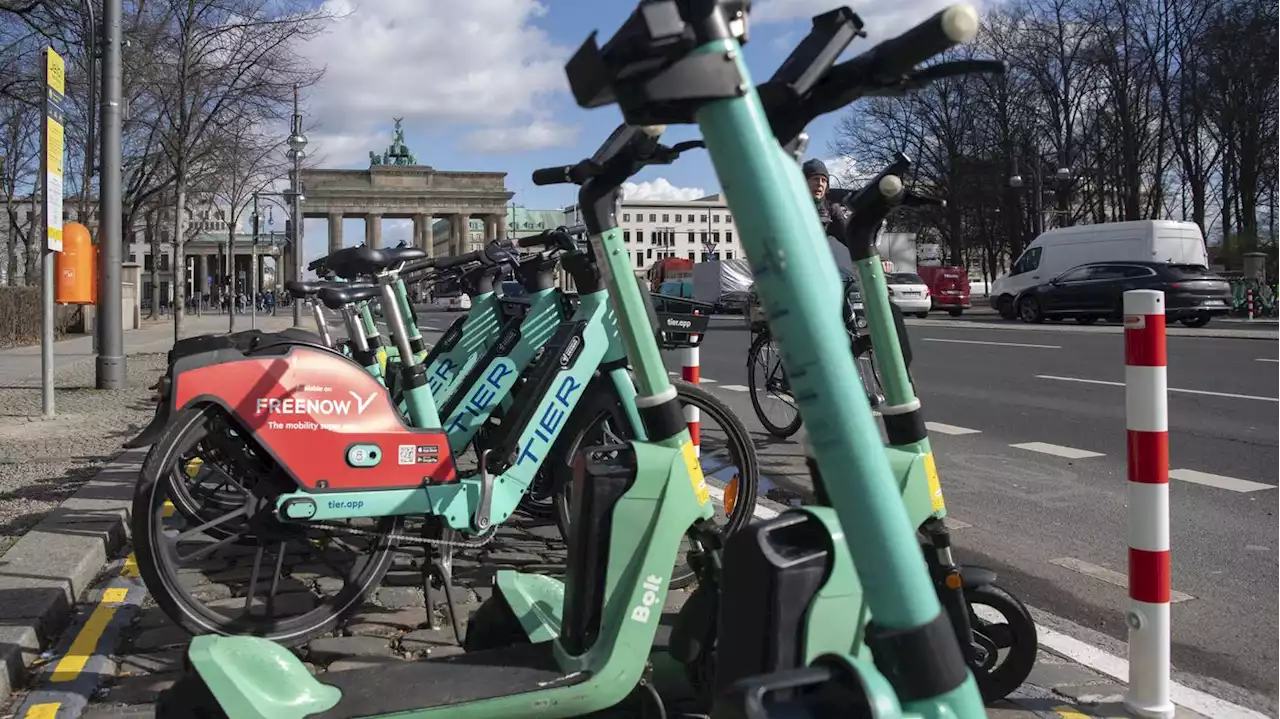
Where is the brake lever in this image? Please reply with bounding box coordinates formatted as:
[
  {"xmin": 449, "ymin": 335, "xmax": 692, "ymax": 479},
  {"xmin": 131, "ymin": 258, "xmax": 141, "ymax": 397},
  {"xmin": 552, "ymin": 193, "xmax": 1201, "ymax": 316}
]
[
  {"xmin": 911, "ymin": 59, "xmax": 1006, "ymax": 84},
  {"xmin": 902, "ymin": 191, "xmax": 946, "ymax": 209}
]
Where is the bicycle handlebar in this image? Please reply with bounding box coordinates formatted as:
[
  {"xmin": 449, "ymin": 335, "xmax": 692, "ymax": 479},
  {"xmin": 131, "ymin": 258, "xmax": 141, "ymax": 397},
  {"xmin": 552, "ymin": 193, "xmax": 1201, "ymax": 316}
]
[
  {"xmin": 532, "ymin": 125, "xmax": 704, "ymax": 192},
  {"xmin": 517, "ymin": 225, "xmax": 587, "ymax": 248}
]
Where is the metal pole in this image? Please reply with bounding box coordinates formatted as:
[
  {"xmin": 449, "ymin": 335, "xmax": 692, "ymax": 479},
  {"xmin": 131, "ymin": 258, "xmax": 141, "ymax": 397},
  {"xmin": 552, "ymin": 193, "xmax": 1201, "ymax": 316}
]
[
  {"xmin": 41, "ymin": 248, "xmax": 54, "ymax": 416},
  {"xmin": 251, "ymin": 194, "xmax": 258, "ymax": 330},
  {"xmin": 289, "ymin": 86, "xmax": 303, "ymax": 327},
  {"xmin": 95, "ymin": 0, "xmax": 124, "ymax": 389},
  {"xmin": 228, "ymin": 226, "xmax": 236, "ymax": 332}
]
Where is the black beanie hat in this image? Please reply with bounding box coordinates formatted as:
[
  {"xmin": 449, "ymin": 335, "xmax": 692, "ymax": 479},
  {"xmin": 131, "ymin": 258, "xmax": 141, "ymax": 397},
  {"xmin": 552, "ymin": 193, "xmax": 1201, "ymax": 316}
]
[{"xmin": 802, "ymin": 158, "xmax": 829, "ymax": 179}]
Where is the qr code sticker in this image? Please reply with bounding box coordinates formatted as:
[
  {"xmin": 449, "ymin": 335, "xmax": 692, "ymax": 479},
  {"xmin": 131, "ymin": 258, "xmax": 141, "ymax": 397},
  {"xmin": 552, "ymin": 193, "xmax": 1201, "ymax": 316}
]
[{"xmin": 398, "ymin": 445, "xmax": 416, "ymax": 466}]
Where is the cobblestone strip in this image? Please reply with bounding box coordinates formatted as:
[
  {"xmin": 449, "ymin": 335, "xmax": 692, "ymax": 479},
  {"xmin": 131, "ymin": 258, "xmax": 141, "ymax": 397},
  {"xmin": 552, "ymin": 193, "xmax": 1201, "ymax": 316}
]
[{"xmin": 63, "ymin": 515, "xmax": 692, "ymax": 715}]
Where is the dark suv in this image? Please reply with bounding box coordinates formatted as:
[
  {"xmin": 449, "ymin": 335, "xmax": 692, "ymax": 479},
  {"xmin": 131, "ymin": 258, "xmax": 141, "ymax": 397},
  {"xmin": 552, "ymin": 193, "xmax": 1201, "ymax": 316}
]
[{"xmin": 1015, "ymin": 261, "xmax": 1232, "ymax": 327}]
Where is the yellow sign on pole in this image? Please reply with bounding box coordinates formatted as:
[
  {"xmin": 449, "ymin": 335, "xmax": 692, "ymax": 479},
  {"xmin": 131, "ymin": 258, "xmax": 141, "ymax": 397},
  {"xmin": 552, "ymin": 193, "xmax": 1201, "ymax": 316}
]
[{"xmin": 43, "ymin": 47, "xmax": 65, "ymax": 253}]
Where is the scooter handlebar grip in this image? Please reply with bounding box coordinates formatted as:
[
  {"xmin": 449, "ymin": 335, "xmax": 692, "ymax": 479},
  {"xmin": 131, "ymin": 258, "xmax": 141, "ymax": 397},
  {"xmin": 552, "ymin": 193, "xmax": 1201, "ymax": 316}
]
[
  {"xmin": 532, "ymin": 165, "xmax": 573, "ymax": 186},
  {"xmin": 863, "ymin": 4, "xmax": 980, "ymax": 78}
]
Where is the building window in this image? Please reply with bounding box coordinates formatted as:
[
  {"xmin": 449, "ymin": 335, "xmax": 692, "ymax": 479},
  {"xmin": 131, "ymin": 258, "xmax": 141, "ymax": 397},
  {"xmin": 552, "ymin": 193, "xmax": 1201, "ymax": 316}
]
[
  {"xmin": 675, "ymin": 214, "xmax": 683, "ymax": 223},
  {"xmin": 712, "ymin": 231, "xmax": 720, "ymax": 243},
  {"xmin": 623, "ymin": 213, "xmax": 630, "ymax": 222},
  {"xmin": 726, "ymin": 231, "xmax": 733, "ymax": 243},
  {"xmin": 726, "ymin": 250, "xmax": 734, "ymax": 260},
  {"xmin": 636, "ymin": 252, "xmax": 644, "ymax": 267},
  {"xmin": 713, "ymin": 214, "xmax": 721, "ymax": 223},
  {"xmin": 662, "ymin": 214, "xmax": 669, "ymax": 222},
  {"xmin": 687, "ymin": 251, "xmax": 695, "ymax": 261},
  {"xmin": 648, "ymin": 213, "xmax": 656, "ymax": 222},
  {"xmin": 623, "ymin": 231, "xmax": 630, "ymax": 243},
  {"xmin": 700, "ymin": 214, "xmax": 707, "ymax": 223},
  {"xmin": 725, "ymin": 214, "xmax": 732, "ymax": 224},
  {"xmin": 646, "ymin": 248, "xmax": 653, "ymax": 259},
  {"xmin": 636, "ymin": 230, "xmax": 643, "ymax": 243},
  {"xmin": 700, "ymin": 232, "xmax": 707, "ymax": 243},
  {"xmin": 687, "ymin": 231, "xmax": 695, "ymax": 243}
]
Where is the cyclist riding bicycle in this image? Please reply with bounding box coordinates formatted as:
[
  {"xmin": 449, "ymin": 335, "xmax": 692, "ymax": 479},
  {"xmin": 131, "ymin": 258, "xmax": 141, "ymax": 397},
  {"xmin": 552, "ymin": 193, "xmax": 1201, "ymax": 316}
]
[{"xmin": 803, "ymin": 156, "xmax": 913, "ymax": 369}]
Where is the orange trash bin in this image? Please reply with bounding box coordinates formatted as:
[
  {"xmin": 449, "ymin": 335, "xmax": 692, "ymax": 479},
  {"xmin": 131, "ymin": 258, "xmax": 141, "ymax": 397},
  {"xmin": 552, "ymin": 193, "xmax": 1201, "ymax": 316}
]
[{"xmin": 55, "ymin": 221, "xmax": 95, "ymax": 305}]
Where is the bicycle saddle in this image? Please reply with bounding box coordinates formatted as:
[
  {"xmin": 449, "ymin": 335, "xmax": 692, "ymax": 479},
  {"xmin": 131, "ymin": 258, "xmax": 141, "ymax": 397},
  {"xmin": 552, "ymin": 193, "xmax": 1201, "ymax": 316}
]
[
  {"xmin": 284, "ymin": 279, "xmax": 335, "ymax": 299},
  {"xmin": 327, "ymin": 246, "xmax": 429, "ymax": 280},
  {"xmin": 317, "ymin": 283, "xmax": 382, "ymax": 310}
]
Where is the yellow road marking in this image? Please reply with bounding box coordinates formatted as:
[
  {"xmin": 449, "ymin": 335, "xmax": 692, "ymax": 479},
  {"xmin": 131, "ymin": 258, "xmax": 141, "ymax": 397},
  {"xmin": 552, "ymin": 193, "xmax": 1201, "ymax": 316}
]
[
  {"xmin": 49, "ymin": 588, "xmax": 129, "ymax": 683},
  {"xmin": 1054, "ymin": 706, "xmax": 1091, "ymax": 719},
  {"xmin": 24, "ymin": 703, "xmax": 60, "ymax": 719},
  {"xmin": 162, "ymin": 500, "xmax": 175, "ymax": 518},
  {"xmin": 120, "ymin": 554, "xmax": 139, "ymax": 578}
]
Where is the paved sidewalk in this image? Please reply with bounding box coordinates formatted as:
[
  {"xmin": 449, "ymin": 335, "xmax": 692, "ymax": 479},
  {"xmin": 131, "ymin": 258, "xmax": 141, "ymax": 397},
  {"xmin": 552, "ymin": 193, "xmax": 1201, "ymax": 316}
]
[{"xmin": 0, "ymin": 314, "xmax": 303, "ymax": 389}]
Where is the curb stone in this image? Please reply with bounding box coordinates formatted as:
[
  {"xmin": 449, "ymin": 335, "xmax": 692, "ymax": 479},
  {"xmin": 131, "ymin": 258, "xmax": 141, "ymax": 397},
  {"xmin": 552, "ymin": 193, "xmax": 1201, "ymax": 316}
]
[{"xmin": 0, "ymin": 449, "xmax": 142, "ymax": 700}]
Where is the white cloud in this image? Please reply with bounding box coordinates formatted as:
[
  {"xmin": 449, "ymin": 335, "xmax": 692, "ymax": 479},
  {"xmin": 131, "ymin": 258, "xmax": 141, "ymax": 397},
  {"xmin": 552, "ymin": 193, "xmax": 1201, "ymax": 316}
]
[
  {"xmin": 464, "ymin": 120, "xmax": 580, "ymax": 154},
  {"xmin": 621, "ymin": 178, "xmax": 707, "ymax": 202},
  {"xmin": 296, "ymin": 0, "xmax": 575, "ymax": 166},
  {"xmin": 823, "ymin": 155, "xmax": 862, "ymax": 187}
]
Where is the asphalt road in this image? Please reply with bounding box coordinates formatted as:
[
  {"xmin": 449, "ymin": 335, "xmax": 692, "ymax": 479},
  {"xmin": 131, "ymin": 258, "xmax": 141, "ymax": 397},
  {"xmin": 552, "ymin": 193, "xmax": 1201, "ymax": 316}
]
[{"xmin": 625, "ymin": 312, "xmax": 1279, "ymax": 707}]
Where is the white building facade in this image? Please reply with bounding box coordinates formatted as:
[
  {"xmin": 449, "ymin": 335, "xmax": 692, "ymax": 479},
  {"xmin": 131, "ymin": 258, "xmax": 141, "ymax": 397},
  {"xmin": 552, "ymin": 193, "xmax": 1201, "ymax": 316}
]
[{"xmin": 565, "ymin": 193, "xmax": 743, "ymax": 275}]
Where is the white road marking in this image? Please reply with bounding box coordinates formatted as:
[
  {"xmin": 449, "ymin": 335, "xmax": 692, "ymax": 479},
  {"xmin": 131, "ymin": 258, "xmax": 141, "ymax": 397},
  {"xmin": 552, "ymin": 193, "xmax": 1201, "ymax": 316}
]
[
  {"xmin": 1036, "ymin": 374, "xmax": 1279, "ymax": 403},
  {"xmin": 922, "ymin": 337, "xmax": 1061, "ymax": 349},
  {"xmin": 1049, "ymin": 557, "xmax": 1194, "ymax": 602},
  {"xmin": 944, "ymin": 517, "xmax": 971, "ymax": 529},
  {"xmin": 1257, "ymin": 358, "xmax": 1279, "ymax": 363},
  {"xmin": 718, "ymin": 384, "xmax": 750, "ymax": 392},
  {"xmin": 1010, "ymin": 442, "xmax": 1104, "ymax": 459},
  {"xmin": 1033, "ymin": 623, "xmax": 1270, "ymax": 719},
  {"xmin": 925, "ymin": 422, "xmax": 982, "ymax": 436},
  {"xmin": 1169, "ymin": 469, "xmax": 1276, "ymax": 493},
  {"xmin": 699, "ymin": 377, "xmax": 718, "ymax": 383}
]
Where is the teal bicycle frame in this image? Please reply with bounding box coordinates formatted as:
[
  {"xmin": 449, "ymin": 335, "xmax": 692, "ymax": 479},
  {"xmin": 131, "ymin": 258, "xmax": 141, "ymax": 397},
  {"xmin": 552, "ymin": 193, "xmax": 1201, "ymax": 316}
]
[{"xmin": 273, "ymin": 273, "xmax": 645, "ymax": 532}]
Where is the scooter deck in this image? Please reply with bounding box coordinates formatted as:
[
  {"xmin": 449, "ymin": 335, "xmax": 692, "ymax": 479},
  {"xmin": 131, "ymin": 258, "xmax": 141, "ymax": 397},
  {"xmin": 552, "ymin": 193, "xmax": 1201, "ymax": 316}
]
[{"xmin": 305, "ymin": 642, "xmax": 589, "ymax": 717}]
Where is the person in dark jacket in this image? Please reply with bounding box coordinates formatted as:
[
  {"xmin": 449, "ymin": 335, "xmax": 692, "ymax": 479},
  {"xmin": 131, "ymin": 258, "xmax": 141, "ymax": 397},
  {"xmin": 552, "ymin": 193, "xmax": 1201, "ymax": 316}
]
[{"xmin": 802, "ymin": 157, "xmax": 912, "ymax": 370}]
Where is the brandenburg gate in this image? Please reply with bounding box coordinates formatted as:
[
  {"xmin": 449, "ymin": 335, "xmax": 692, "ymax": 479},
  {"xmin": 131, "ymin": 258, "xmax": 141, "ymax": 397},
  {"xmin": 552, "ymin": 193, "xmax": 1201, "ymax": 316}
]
[{"xmin": 300, "ymin": 119, "xmax": 513, "ymax": 259}]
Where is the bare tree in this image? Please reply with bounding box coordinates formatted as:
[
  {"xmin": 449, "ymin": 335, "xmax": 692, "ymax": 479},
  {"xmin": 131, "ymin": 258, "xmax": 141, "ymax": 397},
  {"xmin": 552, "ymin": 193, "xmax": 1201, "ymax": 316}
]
[
  {"xmin": 206, "ymin": 114, "xmax": 286, "ymax": 330},
  {"xmin": 149, "ymin": 0, "xmax": 327, "ymax": 340}
]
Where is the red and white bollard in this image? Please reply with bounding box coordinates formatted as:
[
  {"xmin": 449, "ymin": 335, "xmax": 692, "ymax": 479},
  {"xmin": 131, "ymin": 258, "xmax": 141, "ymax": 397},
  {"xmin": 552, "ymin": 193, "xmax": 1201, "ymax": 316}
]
[
  {"xmin": 682, "ymin": 335, "xmax": 700, "ymax": 457},
  {"xmin": 1247, "ymin": 288, "xmax": 1254, "ymax": 320},
  {"xmin": 1122, "ymin": 289, "xmax": 1175, "ymax": 719}
]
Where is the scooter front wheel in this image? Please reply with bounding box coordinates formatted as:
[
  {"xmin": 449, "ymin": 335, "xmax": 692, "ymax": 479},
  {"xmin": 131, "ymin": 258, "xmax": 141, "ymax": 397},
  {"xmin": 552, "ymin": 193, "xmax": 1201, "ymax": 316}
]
[{"xmin": 965, "ymin": 582, "xmax": 1038, "ymax": 703}]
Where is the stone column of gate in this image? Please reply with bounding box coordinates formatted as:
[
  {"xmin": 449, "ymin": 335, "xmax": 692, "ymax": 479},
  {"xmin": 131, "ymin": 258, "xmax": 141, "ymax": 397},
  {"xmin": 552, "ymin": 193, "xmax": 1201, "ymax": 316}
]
[
  {"xmin": 365, "ymin": 213, "xmax": 382, "ymax": 248},
  {"xmin": 451, "ymin": 214, "xmax": 467, "ymax": 256},
  {"xmin": 483, "ymin": 216, "xmax": 497, "ymax": 242},
  {"xmin": 413, "ymin": 212, "xmax": 434, "ymax": 257},
  {"xmin": 327, "ymin": 212, "xmax": 343, "ymax": 254},
  {"xmin": 496, "ymin": 214, "xmax": 508, "ymax": 241}
]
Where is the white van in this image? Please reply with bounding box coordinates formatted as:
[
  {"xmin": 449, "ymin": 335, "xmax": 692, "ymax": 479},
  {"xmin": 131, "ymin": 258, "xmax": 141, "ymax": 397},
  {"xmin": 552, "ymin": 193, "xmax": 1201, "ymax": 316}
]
[{"xmin": 989, "ymin": 220, "xmax": 1207, "ymax": 318}]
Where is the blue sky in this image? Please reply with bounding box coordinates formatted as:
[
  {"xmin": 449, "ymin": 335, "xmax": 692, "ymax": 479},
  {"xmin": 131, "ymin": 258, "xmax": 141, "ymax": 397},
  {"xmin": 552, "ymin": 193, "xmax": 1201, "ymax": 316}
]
[{"xmin": 289, "ymin": 0, "xmax": 961, "ymax": 258}]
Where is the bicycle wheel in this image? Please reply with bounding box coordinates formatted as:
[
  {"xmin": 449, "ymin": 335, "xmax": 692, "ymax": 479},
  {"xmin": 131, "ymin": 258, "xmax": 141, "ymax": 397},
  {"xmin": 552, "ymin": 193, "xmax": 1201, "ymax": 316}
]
[
  {"xmin": 551, "ymin": 380, "xmax": 760, "ymax": 589},
  {"xmin": 747, "ymin": 330, "xmax": 802, "ymax": 438},
  {"xmin": 132, "ymin": 404, "xmax": 401, "ymax": 644}
]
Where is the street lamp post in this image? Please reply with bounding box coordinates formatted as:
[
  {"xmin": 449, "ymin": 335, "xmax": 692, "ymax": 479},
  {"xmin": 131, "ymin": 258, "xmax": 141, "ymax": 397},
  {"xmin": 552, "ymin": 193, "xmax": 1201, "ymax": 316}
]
[
  {"xmin": 286, "ymin": 84, "xmax": 307, "ymax": 328},
  {"xmin": 1009, "ymin": 159, "xmax": 1073, "ymax": 234}
]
